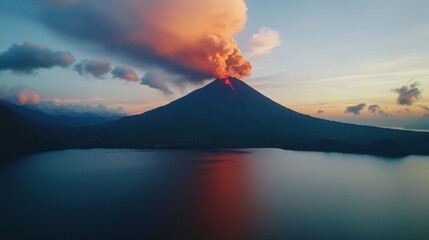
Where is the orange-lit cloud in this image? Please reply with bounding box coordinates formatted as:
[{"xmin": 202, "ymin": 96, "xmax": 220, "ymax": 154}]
[
  {"xmin": 17, "ymin": 89, "xmax": 41, "ymax": 105},
  {"xmin": 41, "ymin": 0, "xmax": 252, "ymax": 81},
  {"xmin": 112, "ymin": 66, "xmax": 139, "ymax": 82}
]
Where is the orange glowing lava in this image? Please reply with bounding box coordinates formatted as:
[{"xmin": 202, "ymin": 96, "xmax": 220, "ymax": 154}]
[{"xmin": 221, "ymin": 77, "xmax": 237, "ymax": 93}]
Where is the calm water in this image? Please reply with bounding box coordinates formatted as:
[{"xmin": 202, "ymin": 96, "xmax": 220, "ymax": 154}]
[{"xmin": 1, "ymin": 149, "xmax": 429, "ymax": 240}]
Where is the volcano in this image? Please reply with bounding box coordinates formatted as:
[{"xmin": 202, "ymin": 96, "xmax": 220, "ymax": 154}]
[{"xmin": 67, "ymin": 77, "xmax": 429, "ymax": 157}]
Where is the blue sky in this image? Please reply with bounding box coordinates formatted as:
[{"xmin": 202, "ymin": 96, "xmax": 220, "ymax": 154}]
[{"xmin": 1, "ymin": 0, "xmax": 428, "ymax": 127}]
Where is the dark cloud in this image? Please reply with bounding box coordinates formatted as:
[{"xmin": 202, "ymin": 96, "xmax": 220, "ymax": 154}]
[
  {"xmin": 75, "ymin": 59, "xmax": 111, "ymax": 78},
  {"xmin": 317, "ymin": 110, "xmax": 324, "ymax": 114},
  {"xmin": 392, "ymin": 82, "xmax": 422, "ymax": 105},
  {"xmin": 345, "ymin": 103, "xmax": 366, "ymax": 115},
  {"xmin": 112, "ymin": 66, "xmax": 139, "ymax": 82},
  {"xmin": 0, "ymin": 42, "xmax": 75, "ymax": 74},
  {"xmin": 141, "ymin": 71, "xmax": 173, "ymax": 95},
  {"xmin": 368, "ymin": 104, "xmax": 388, "ymax": 117}
]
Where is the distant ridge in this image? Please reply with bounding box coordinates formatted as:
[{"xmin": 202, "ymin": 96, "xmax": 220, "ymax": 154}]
[{"xmin": 0, "ymin": 100, "xmax": 122, "ymax": 128}]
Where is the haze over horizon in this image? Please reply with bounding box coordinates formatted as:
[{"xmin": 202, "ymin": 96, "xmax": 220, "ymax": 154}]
[{"xmin": 1, "ymin": 0, "xmax": 428, "ymax": 128}]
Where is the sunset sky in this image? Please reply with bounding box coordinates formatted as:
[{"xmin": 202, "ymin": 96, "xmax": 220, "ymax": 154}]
[{"xmin": 1, "ymin": 0, "xmax": 428, "ymax": 127}]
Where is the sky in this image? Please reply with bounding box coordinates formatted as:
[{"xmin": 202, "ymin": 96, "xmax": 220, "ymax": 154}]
[{"xmin": 0, "ymin": 0, "xmax": 428, "ymax": 127}]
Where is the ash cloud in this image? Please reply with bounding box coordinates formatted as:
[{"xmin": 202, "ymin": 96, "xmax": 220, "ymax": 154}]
[
  {"xmin": 345, "ymin": 103, "xmax": 366, "ymax": 115},
  {"xmin": 368, "ymin": 104, "xmax": 388, "ymax": 117},
  {"xmin": 112, "ymin": 66, "xmax": 139, "ymax": 82},
  {"xmin": 248, "ymin": 26, "xmax": 281, "ymax": 57},
  {"xmin": 75, "ymin": 59, "xmax": 111, "ymax": 78},
  {"xmin": 0, "ymin": 42, "xmax": 75, "ymax": 74},
  {"xmin": 38, "ymin": 0, "xmax": 252, "ymax": 82},
  {"xmin": 392, "ymin": 82, "xmax": 422, "ymax": 105},
  {"xmin": 141, "ymin": 71, "xmax": 173, "ymax": 95}
]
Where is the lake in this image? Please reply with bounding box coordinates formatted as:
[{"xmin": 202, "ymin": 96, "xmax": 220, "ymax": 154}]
[{"xmin": 1, "ymin": 149, "xmax": 429, "ymax": 240}]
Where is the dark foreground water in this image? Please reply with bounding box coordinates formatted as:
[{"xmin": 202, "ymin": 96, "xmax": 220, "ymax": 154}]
[{"xmin": 1, "ymin": 149, "xmax": 429, "ymax": 240}]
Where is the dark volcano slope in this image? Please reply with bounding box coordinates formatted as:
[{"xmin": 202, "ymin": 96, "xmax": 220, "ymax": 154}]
[
  {"xmin": 68, "ymin": 78, "xmax": 429, "ymax": 156},
  {"xmin": 0, "ymin": 105, "xmax": 60, "ymax": 159}
]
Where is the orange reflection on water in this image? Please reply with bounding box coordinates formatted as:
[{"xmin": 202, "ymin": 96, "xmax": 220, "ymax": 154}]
[{"xmin": 179, "ymin": 150, "xmax": 256, "ymax": 240}]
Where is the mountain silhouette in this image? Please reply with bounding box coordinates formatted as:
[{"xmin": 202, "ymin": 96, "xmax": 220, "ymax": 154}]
[
  {"xmin": 65, "ymin": 78, "xmax": 429, "ymax": 157},
  {"xmin": 0, "ymin": 104, "xmax": 60, "ymax": 158}
]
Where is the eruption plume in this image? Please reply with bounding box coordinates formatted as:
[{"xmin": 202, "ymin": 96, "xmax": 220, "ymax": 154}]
[{"xmin": 40, "ymin": 0, "xmax": 252, "ymax": 82}]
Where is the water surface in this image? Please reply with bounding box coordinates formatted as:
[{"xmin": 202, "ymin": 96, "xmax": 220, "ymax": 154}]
[{"xmin": 1, "ymin": 149, "xmax": 429, "ymax": 240}]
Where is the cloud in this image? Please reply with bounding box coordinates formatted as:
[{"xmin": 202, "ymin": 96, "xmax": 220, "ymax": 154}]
[
  {"xmin": 141, "ymin": 71, "xmax": 173, "ymax": 95},
  {"xmin": 0, "ymin": 86, "xmax": 125, "ymax": 117},
  {"xmin": 0, "ymin": 87, "xmax": 41, "ymax": 106},
  {"xmin": 75, "ymin": 59, "xmax": 111, "ymax": 78},
  {"xmin": 0, "ymin": 42, "xmax": 75, "ymax": 74},
  {"xmin": 111, "ymin": 66, "xmax": 139, "ymax": 81},
  {"xmin": 38, "ymin": 0, "xmax": 80, "ymax": 6},
  {"xmin": 38, "ymin": 0, "xmax": 252, "ymax": 82},
  {"xmin": 345, "ymin": 103, "xmax": 366, "ymax": 115},
  {"xmin": 17, "ymin": 89, "xmax": 42, "ymax": 106},
  {"xmin": 38, "ymin": 99, "xmax": 125, "ymax": 117},
  {"xmin": 419, "ymin": 105, "xmax": 429, "ymax": 112},
  {"xmin": 368, "ymin": 104, "xmax": 388, "ymax": 117},
  {"xmin": 248, "ymin": 26, "xmax": 281, "ymax": 57},
  {"xmin": 392, "ymin": 82, "xmax": 422, "ymax": 105},
  {"xmin": 317, "ymin": 110, "xmax": 324, "ymax": 114}
]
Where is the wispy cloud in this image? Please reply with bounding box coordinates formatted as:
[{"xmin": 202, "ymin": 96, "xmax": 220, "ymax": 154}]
[
  {"xmin": 0, "ymin": 42, "xmax": 75, "ymax": 74},
  {"xmin": 419, "ymin": 105, "xmax": 429, "ymax": 112},
  {"xmin": 141, "ymin": 71, "xmax": 173, "ymax": 95},
  {"xmin": 248, "ymin": 26, "xmax": 281, "ymax": 57}
]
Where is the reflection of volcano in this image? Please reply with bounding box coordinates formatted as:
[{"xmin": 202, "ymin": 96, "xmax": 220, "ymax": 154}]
[{"xmin": 78, "ymin": 78, "xmax": 429, "ymax": 156}]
